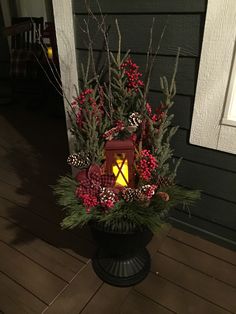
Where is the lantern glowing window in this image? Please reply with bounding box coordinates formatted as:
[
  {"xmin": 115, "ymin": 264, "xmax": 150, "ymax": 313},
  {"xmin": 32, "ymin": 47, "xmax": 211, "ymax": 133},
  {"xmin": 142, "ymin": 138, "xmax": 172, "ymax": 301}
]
[
  {"xmin": 47, "ymin": 47, "xmax": 53, "ymax": 59},
  {"xmin": 105, "ymin": 140, "xmax": 134, "ymax": 187},
  {"xmin": 112, "ymin": 154, "xmax": 129, "ymax": 187}
]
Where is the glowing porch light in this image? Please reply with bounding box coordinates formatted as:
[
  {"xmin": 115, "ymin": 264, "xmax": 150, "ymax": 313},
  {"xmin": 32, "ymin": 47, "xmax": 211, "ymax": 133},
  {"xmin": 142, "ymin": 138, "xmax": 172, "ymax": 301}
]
[{"xmin": 47, "ymin": 47, "xmax": 53, "ymax": 59}]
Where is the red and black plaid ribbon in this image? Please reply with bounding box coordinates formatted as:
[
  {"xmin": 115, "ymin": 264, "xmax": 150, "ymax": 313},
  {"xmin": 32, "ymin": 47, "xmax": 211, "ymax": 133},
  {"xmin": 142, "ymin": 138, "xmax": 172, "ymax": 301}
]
[{"xmin": 76, "ymin": 164, "xmax": 115, "ymax": 196}]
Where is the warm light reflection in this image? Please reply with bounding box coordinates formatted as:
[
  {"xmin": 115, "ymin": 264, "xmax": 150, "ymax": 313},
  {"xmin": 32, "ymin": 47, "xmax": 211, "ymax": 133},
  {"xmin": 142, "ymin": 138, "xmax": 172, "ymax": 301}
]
[
  {"xmin": 113, "ymin": 159, "xmax": 129, "ymax": 186},
  {"xmin": 47, "ymin": 47, "xmax": 53, "ymax": 59}
]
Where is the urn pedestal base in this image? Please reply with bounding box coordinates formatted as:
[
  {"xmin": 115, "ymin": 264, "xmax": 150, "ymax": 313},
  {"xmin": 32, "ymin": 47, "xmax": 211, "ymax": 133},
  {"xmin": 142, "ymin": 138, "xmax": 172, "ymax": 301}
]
[
  {"xmin": 90, "ymin": 223, "xmax": 152, "ymax": 287},
  {"xmin": 92, "ymin": 247, "xmax": 150, "ymax": 287}
]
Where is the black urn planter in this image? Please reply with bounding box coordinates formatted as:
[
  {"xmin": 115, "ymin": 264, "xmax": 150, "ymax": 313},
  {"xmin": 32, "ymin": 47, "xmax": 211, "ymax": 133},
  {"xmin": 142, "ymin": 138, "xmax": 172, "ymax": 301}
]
[{"xmin": 90, "ymin": 223, "xmax": 153, "ymax": 287}]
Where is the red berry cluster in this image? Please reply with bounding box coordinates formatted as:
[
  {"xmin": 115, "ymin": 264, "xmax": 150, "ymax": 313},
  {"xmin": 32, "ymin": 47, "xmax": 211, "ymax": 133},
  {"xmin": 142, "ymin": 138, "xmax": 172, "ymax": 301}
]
[
  {"xmin": 136, "ymin": 149, "xmax": 158, "ymax": 181},
  {"xmin": 146, "ymin": 102, "xmax": 152, "ymax": 116},
  {"xmin": 146, "ymin": 102, "xmax": 165, "ymax": 123},
  {"xmin": 71, "ymin": 88, "xmax": 104, "ymax": 128},
  {"xmin": 121, "ymin": 58, "xmax": 144, "ymax": 91},
  {"xmin": 76, "ymin": 109, "xmax": 83, "ymax": 127},
  {"xmin": 77, "ymin": 89, "xmax": 93, "ymax": 105},
  {"xmin": 145, "ymin": 185, "xmax": 158, "ymax": 199},
  {"xmin": 77, "ymin": 193, "xmax": 98, "ymax": 213}
]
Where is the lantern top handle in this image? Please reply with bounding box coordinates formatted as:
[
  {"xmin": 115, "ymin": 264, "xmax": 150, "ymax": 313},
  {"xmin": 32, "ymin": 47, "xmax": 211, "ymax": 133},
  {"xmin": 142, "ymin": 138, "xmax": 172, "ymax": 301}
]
[{"xmin": 105, "ymin": 139, "xmax": 134, "ymax": 150}]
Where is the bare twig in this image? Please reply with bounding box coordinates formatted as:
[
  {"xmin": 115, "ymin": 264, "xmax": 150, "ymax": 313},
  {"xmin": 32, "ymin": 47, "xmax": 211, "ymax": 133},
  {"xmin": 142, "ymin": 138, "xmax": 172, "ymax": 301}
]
[
  {"xmin": 85, "ymin": 0, "xmax": 114, "ymax": 121},
  {"xmin": 170, "ymin": 47, "xmax": 180, "ymax": 95},
  {"xmin": 33, "ymin": 53, "xmax": 64, "ymax": 97},
  {"xmin": 144, "ymin": 17, "xmax": 169, "ymax": 99},
  {"xmin": 115, "ymin": 19, "xmax": 121, "ymax": 65},
  {"xmin": 144, "ymin": 17, "xmax": 155, "ymax": 81}
]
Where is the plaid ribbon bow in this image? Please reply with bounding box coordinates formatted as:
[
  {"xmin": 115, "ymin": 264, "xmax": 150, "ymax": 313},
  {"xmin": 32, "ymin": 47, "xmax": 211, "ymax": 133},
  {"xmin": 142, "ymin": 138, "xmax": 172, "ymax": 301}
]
[{"xmin": 76, "ymin": 164, "xmax": 115, "ymax": 196}]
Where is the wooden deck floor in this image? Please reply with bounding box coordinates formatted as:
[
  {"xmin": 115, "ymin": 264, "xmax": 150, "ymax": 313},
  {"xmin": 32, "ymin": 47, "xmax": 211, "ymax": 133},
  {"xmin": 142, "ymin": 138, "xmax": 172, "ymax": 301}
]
[{"xmin": 0, "ymin": 103, "xmax": 236, "ymax": 314}]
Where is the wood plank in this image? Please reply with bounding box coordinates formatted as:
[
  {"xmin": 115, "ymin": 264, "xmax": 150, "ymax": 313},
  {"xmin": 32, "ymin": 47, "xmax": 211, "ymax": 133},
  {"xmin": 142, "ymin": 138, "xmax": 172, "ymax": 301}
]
[
  {"xmin": 0, "ymin": 217, "xmax": 84, "ymax": 283},
  {"xmin": 147, "ymin": 224, "xmax": 171, "ymax": 257},
  {"xmin": 0, "ymin": 176, "xmax": 63, "ymax": 226},
  {"xmin": 44, "ymin": 262, "xmax": 102, "ymax": 313},
  {"xmin": 0, "ymin": 271, "xmax": 46, "ymax": 314},
  {"xmin": 0, "ymin": 197, "xmax": 96, "ymax": 263},
  {"xmin": 0, "ymin": 112, "xmax": 68, "ymax": 173},
  {"xmin": 77, "ymin": 51, "xmax": 197, "ymax": 95},
  {"xmin": 135, "ymin": 272, "xmax": 230, "ymax": 314},
  {"xmin": 169, "ymin": 228, "xmax": 236, "ymax": 266},
  {"xmin": 73, "ymin": 0, "xmax": 207, "ymax": 13},
  {"xmin": 0, "ymin": 171, "xmax": 94, "ymax": 244},
  {"xmin": 0, "ymin": 144, "xmax": 66, "ymax": 188},
  {"xmin": 173, "ymin": 129, "xmax": 236, "ymax": 172},
  {"xmin": 151, "ymin": 252, "xmax": 236, "ymax": 312},
  {"xmin": 176, "ymin": 159, "xmax": 236, "ymax": 203},
  {"xmin": 80, "ymin": 283, "xmax": 131, "ymax": 314},
  {"xmin": 121, "ymin": 290, "xmax": 174, "ymax": 314},
  {"xmin": 0, "ymin": 241, "xmax": 66, "ymax": 305},
  {"xmin": 75, "ymin": 14, "xmax": 202, "ymax": 57},
  {"xmin": 159, "ymin": 236, "xmax": 236, "ymax": 288}
]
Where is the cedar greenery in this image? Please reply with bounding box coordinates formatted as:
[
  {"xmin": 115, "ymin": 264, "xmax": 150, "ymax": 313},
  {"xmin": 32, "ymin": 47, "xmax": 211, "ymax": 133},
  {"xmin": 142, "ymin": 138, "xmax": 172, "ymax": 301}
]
[
  {"xmin": 53, "ymin": 13, "xmax": 200, "ymax": 232},
  {"xmin": 54, "ymin": 175, "xmax": 199, "ymax": 232}
]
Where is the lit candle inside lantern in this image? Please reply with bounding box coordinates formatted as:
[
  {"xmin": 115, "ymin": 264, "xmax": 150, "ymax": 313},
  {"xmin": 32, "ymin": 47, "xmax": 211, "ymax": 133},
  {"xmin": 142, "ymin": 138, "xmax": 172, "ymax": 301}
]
[
  {"xmin": 47, "ymin": 47, "xmax": 53, "ymax": 59},
  {"xmin": 113, "ymin": 159, "xmax": 129, "ymax": 187}
]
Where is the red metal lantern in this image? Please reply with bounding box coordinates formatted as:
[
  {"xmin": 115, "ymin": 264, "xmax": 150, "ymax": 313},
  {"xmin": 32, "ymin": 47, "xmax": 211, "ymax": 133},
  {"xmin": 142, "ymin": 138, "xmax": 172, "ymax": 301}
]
[{"xmin": 105, "ymin": 139, "xmax": 135, "ymax": 187}]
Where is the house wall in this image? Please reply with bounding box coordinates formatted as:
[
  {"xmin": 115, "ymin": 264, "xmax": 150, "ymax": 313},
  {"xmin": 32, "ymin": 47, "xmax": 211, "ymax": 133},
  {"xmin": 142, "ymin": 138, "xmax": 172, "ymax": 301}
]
[
  {"xmin": 14, "ymin": 0, "xmax": 53, "ymax": 22},
  {"xmin": 72, "ymin": 0, "xmax": 236, "ymax": 248}
]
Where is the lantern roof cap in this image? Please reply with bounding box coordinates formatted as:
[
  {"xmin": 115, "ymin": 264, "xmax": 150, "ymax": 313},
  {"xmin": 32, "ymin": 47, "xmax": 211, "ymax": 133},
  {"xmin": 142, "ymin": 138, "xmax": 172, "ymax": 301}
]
[{"xmin": 105, "ymin": 139, "xmax": 134, "ymax": 150}]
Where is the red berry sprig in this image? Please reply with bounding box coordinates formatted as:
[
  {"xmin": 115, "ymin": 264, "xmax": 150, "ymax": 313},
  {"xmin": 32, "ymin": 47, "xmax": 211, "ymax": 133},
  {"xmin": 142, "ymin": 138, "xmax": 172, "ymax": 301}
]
[
  {"xmin": 121, "ymin": 58, "xmax": 144, "ymax": 91},
  {"xmin": 136, "ymin": 149, "xmax": 158, "ymax": 181}
]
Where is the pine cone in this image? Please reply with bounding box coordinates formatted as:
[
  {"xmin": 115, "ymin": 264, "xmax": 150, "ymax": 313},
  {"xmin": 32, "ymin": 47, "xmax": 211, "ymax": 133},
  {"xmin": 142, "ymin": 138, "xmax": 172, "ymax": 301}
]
[
  {"xmin": 67, "ymin": 153, "xmax": 91, "ymax": 169},
  {"xmin": 136, "ymin": 185, "xmax": 157, "ymax": 201},
  {"xmin": 122, "ymin": 188, "xmax": 136, "ymax": 202},
  {"xmin": 157, "ymin": 192, "xmax": 170, "ymax": 202},
  {"xmin": 99, "ymin": 187, "xmax": 117, "ymax": 208},
  {"xmin": 135, "ymin": 187, "xmax": 147, "ymax": 201},
  {"xmin": 128, "ymin": 112, "xmax": 142, "ymax": 127},
  {"xmin": 157, "ymin": 176, "xmax": 173, "ymax": 187}
]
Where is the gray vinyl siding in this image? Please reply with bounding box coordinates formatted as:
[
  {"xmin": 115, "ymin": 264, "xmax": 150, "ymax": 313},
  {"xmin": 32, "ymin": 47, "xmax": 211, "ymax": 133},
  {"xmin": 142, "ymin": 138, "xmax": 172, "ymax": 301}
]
[{"xmin": 72, "ymin": 0, "xmax": 236, "ymax": 248}]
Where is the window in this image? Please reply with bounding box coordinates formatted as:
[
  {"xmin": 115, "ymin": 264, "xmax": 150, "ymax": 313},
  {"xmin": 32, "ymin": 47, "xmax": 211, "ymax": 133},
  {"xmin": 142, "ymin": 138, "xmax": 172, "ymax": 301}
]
[
  {"xmin": 222, "ymin": 46, "xmax": 236, "ymax": 127},
  {"xmin": 190, "ymin": 0, "xmax": 236, "ymax": 154}
]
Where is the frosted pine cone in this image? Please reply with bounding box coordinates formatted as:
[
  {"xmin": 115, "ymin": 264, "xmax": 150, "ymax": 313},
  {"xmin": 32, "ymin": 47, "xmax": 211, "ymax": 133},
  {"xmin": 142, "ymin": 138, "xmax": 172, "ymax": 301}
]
[
  {"xmin": 67, "ymin": 153, "xmax": 91, "ymax": 169},
  {"xmin": 99, "ymin": 187, "xmax": 117, "ymax": 208},
  {"xmin": 136, "ymin": 184, "xmax": 157, "ymax": 201},
  {"xmin": 128, "ymin": 112, "xmax": 142, "ymax": 127}
]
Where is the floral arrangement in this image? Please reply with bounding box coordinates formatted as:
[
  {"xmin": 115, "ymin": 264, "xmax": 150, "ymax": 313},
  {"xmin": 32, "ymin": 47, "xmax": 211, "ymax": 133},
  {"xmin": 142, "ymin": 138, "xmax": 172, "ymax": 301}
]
[{"xmin": 54, "ymin": 18, "xmax": 200, "ymax": 232}]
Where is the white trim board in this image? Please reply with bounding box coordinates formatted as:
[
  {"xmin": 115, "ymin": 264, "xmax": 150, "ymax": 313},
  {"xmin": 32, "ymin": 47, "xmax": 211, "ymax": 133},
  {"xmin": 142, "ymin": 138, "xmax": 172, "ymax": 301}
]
[
  {"xmin": 52, "ymin": 0, "xmax": 78, "ymax": 153},
  {"xmin": 190, "ymin": 0, "xmax": 236, "ymax": 154}
]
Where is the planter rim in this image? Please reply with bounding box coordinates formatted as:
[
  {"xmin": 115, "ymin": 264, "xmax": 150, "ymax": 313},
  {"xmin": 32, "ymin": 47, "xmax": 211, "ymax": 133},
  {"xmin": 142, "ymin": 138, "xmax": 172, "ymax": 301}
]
[{"xmin": 89, "ymin": 221, "xmax": 150, "ymax": 235}]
